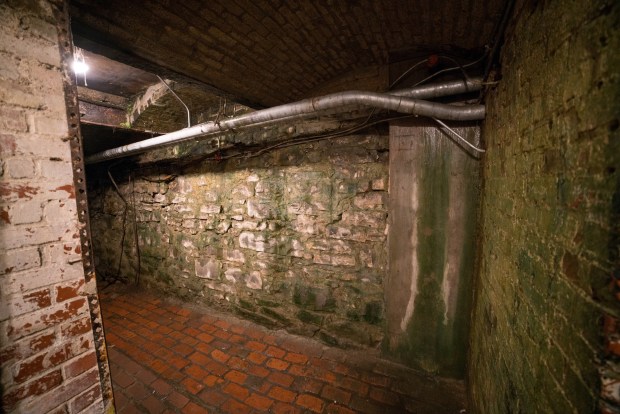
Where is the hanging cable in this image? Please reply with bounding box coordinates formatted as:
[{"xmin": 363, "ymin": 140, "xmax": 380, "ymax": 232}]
[
  {"xmin": 390, "ymin": 53, "xmax": 487, "ymax": 90},
  {"xmin": 157, "ymin": 75, "xmax": 191, "ymax": 128},
  {"xmin": 389, "ymin": 57, "xmax": 428, "ymax": 89},
  {"xmin": 412, "ymin": 53, "xmax": 488, "ymax": 89},
  {"xmin": 130, "ymin": 172, "xmax": 141, "ymax": 286},
  {"xmin": 107, "ymin": 164, "xmax": 129, "ymax": 283},
  {"xmin": 432, "ymin": 117, "xmax": 485, "ymax": 153}
]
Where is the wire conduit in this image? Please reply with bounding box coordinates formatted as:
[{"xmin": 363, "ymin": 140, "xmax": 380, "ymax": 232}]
[{"xmin": 86, "ymin": 78, "xmax": 485, "ymax": 164}]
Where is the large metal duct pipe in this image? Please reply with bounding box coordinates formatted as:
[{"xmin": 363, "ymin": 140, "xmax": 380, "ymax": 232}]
[{"xmin": 85, "ymin": 78, "xmax": 485, "ymax": 164}]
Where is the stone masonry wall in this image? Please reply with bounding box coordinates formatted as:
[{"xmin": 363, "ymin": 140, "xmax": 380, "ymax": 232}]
[
  {"xmin": 0, "ymin": 1, "xmax": 110, "ymax": 413},
  {"xmin": 469, "ymin": 0, "xmax": 619, "ymax": 413},
  {"xmin": 88, "ymin": 133, "xmax": 389, "ymax": 348}
]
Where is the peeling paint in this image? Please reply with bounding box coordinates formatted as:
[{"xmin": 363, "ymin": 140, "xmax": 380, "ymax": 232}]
[
  {"xmin": 54, "ymin": 184, "xmax": 75, "ymax": 198},
  {"xmin": 0, "ymin": 183, "xmax": 40, "ymax": 199}
]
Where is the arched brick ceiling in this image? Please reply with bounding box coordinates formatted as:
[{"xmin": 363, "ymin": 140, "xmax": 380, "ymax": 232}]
[{"xmin": 70, "ymin": 0, "xmax": 506, "ymax": 108}]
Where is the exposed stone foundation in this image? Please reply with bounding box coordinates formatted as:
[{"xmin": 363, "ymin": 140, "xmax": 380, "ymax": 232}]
[{"xmin": 88, "ymin": 133, "xmax": 389, "ymax": 348}]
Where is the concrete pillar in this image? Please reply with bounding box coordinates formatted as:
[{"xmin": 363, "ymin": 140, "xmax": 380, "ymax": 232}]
[{"xmin": 385, "ymin": 120, "xmax": 480, "ymax": 377}]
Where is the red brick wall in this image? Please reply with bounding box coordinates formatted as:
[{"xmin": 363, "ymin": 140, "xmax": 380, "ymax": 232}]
[{"xmin": 0, "ymin": 0, "xmax": 111, "ymax": 412}]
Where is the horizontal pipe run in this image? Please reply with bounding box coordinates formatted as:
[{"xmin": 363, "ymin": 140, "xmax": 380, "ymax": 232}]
[
  {"xmin": 391, "ymin": 77, "xmax": 482, "ymax": 99},
  {"xmin": 86, "ymin": 78, "xmax": 484, "ymax": 164}
]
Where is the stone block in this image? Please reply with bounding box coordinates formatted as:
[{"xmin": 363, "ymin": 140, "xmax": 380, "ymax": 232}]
[
  {"xmin": 223, "ymin": 249, "xmax": 245, "ymax": 263},
  {"xmin": 232, "ymin": 220, "xmax": 259, "ymax": 230},
  {"xmin": 363, "ymin": 301, "xmax": 383, "ymax": 324},
  {"xmin": 293, "ymin": 284, "xmax": 336, "ymax": 312},
  {"xmin": 195, "ymin": 258, "xmax": 220, "ymax": 279},
  {"xmin": 331, "ymin": 255, "xmax": 356, "ymax": 267},
  {"xmin": 216, "ymin": 221, "xmax": 231, "ymax": 234},
  {"xmin": 247, "ymin": 199, "xmax": 272, "ymax": 219},
  {"xmin": 371, "ymin": 178, "xmax": 386, "ymax": 190},
  {"xmin": 6, "ymin": 158, "xmax": 35, "ymax": 178},
  {"xmin": 292, "ymin": 214, "xmax": 317, "ymax": 234},
  {"xmin": 313, "ymin": 253, "xmax": 331, "ymax": 265},
  {"xmin": 239, "ymin": 231, "xmax": 274, "ymax": 252},
  {"xmin": 224, "ymin": 268, "xmax": 243, "ymax": 283},
  {"xmin": 232, "ymin": 184, "xmax": 253, "ymax": 198},
  {"xmin": 353, "ymin": 192, "xmax": 384, "ymax": 209},
  {"xmin": 200, "ymin": 204, "xmax": 221, "ymax": 214},
  {"xmin": 296, "ymin": 309, "xmax": 323, "ymax": 325},
  {"xmin": 245, "ymin": 271, "xmax": 262, "ymax": 290},
  {"xmin": 341, "ymin": 211, "xmax": 386, "ymax": 228}
]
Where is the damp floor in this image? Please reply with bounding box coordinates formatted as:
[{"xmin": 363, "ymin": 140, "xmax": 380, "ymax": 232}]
[{"xmin": 100, "ymin": 284, "xmax": 466, "ymax": 414}]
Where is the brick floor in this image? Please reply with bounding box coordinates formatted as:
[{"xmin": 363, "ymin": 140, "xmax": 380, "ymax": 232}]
[{"xmin": 100, "ymin": 285, "xmax": 466, "ymax": 413}]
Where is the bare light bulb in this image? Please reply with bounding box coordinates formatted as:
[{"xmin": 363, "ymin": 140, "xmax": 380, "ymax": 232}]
[{"xmin": 72, "ymin": 59, "xmax": 89, "ymax": 74}]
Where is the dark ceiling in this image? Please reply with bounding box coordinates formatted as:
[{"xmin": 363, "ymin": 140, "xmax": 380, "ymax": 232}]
[{"xmin": 70, "ymin": 0, "xmax": 507, "ymax": 108}]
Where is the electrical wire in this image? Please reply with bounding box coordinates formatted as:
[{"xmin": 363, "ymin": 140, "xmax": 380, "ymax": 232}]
[
  {"xmin": 107, "ymin": 164, "xmax": 129, "ymax": 283},
  {"xmin": 203, "ymin": 110, "xmax": 408, "ymax": 162},
  {"xmin": 389, "ymin": 58, "xmax": 428, "ymax": 89},
  {"xmin": 432, "ymin": 117, "xmax": 485, "ymax": 153},
  {"xmin": 157, "ymin": 75, "xmax": 191, "ymax": 128},
  {"xmin": 130, "ymin": 173, "xmax": 141, "ymax": 286},
  {"xmin": 390, "ymin": 53, "xmax": 487, "ymax": 90},
  {"xmin": 411, "ymin": 53, "xmax": 488, "ymax": 89}
]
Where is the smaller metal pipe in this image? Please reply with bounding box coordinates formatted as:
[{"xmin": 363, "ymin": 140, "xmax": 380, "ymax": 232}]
[{"xmin": 157, "ymin": 75, "xmax": 191, "ymax": 128}]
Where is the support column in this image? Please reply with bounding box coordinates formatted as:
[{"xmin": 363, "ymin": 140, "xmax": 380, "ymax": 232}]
[{"xmin": 385, "ymin": 119, "xmax": 480, "ymax": 377}]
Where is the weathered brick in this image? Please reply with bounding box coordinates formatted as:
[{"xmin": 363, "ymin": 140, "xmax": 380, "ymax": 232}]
[
  {"xmin": 8, "ymin": 199, "xmax": 43, "ymax": 224},
  {"xmin": 4, "ymin": 264, "xmax": 84, "ymax": 296},
  {"xmin": 70, "ymin": 385, "xmax": 102, "ymax": 413},
  {"xmin": 0, "ymin": 224, "xmax": 75, "ymax": 250},
  {"xmin": 0, "ymin": 107, "xmax": 27, "ymax": 132},
  {"xmin": 55, "ymin": 279, "xmax": 85, "ymax": 303},
  {"xmin": 296, "ymin": 394, "xmax": 325, "ymax": 413},
  {"xmin": 224, "ymin": 369, "xmax": 247, "ymax": 384},
  {"xmin": 0, "ymin": 288, "xmax": 51, "ymax": 321},
  {"xmin": 267, "ymin": 358, "xmax": 290, "ymax": 371},
  {"xmin": 268, "ymin": 386, "xmax": 297, "ymax": 403},
  {"xmin": 6, "ymin": 158, "xmax": 35, "ymax": 178},
  {"xmin": 38, "ymin": 159, "xmax": 72, "ymax": 179},
  {"xmin": 0, "ymin": 247, "xmax": 41, "ymax": 275},
  {"xmin": 246, "ymin": 393, "xmax": 274, "ymax": 410},
  {"xmin": 64, "ymin": 351, "xmax": 97, "ymax": 379},
  {"xmin": 42, "ymin": 198, "xmax": 78, "ymax": 225},
  {"xmin": 12, "ymin": 342, "xmax": 71, "ymax": 383},
  {"xmin": 21, "ymin": 368, "xmax": 100, "ymax": 414},
  {"xmin": 0, "ymin": 3, "xmax": 104, "ymax": 413},
  {"xmin": 6, "ymin": 297, "xmax": 88, "ymax": 340},
  {"xmin": 31, "ymin": 115, "xmax": 68, "ymax": 136},
  {"xmin": 223, "ymin": 382, "xmax": 250, "ymax": 400},
  {"xmin": 469, "ymin": 0, "xmax": 619, "ymax": 412},
  {"xmin": 1, "ymin": 369, "xmax": 62, "ymax": 410}
]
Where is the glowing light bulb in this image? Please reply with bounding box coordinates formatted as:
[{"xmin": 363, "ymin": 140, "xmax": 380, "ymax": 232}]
[{"xmin": 72, "ymin": 59, "xmax": 89, "ymax": 74}]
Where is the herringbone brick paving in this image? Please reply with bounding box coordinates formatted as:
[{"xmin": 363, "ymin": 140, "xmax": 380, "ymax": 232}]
[{"xmin": 100, "ymin": 285, "xmax": 465, "ymax": 413}]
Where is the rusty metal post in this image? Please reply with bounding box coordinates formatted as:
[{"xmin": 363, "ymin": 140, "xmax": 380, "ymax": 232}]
[{"xmin": 53, "ymin": 1, "xmax": 115, "ymax": 411}]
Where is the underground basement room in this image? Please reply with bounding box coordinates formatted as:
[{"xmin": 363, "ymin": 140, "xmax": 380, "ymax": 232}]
[{"xmin": 1, "ymin": 0, "xmax": 619, "ymax": 413}]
